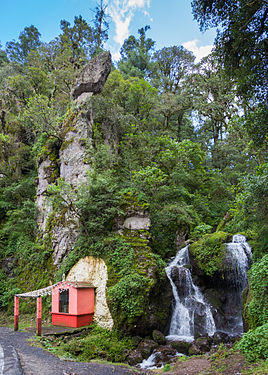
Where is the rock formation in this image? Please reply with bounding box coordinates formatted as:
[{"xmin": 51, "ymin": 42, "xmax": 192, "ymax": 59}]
[
  {"xmin": 67, "ymin": 256, "xmax": 114, "ymax": 329},
  {"xmin": 36, "ymin": 52, "xmax": 112, "ymax": 265},
  {"xmin": 72, "ymin": 52, "xmax": 111, "ymax": 101}
]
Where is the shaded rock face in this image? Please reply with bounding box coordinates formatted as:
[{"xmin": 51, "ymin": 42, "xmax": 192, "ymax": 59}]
[
  {"xmin": 36, "ymin": 52, "xmax": 111, "ymax": 265},
  {"xmin": 123, "ymin": 216, "xmax": 150, "ymax": 231},
  {"xmin": 72, "ymin": 51, "xmax": 111, "ymax": 100},
  {"xmin": 67, "ymin": 256, "xmax": 114, "ymax": 329}
]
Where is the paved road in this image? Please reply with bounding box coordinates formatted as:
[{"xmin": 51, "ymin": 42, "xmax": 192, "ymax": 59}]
[{"xmin": 0, "ymin": 327, "xmax": 145, "ymax": 375}]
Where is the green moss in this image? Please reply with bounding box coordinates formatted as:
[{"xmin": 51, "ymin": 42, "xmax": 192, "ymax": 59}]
[
  {"xmin": 189, "ymin": 231, "xmax": 231, "ymax": 277},
  {"xmin": 60, "ymin": 136, "xmax": 75, "ymax": 152},
  {"xmin": 235, "ymin": 323, "xmax": 268, "ymax": 362},
  {"xmin": 120, "ymin": 191, "xmax": 150, "ymax": 212},
  {"xmin": 60, "ymin": 107, "xmax": 79, "ymax": 139},
  {"xmin": 243, "ymin": 255, "xmax": 268, "ymax": 330}
]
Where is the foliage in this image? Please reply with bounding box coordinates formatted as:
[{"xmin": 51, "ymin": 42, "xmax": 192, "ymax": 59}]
[
  {"xmin": 189, "ymin": 231, "xmax": 230, "ymax": 276},
  {"xmin": 152, "ymin": 45, "xmax": 195, "ymax": 93},
  {"xmin": 118, "ymin": 26, "xmax": 155, "ymax": 79},
  {"xmin": 192, "ymin": 0, "xmax": 268, "ymax": 101},
  {"xmin": 243, "ymin": 255, "xmax": 268, "ymax": 330},
  {"xmin": 235, "ymin": 323, "xmax": 268, "ymax": 362},
  {"xmin": 54, "ymin": 324, "xmax": 133, "ymax": 363},
  {"xmin": 107, "ymin": 273, "xmax": 149, "ymax": 319},
  {"xmin": 6, "ymin": 25, "xmax": 41, "ymax": 64},
  {"xmin": 227, "ymin": 163, "xmax": 268, "ymax": 260}
]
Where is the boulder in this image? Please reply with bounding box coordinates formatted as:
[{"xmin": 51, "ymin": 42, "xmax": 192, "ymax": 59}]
[
  {"xmin": 127, "ymin": 349, "xmax": 143, "ymax": 366},
  {"xmin": 195, "ymin": 337, "xmax": 212, "ymax": 352},
  {"xmin": 189, "ymin": 342, "xmax": 202, "ymax": 356},
  {"xmin": 154, "ymin": 345, "xmax": 177, "ymax": 366},
  {"xmin": 72, "ymin": 51, "xmax": 111, "ymax": 100},
  {"xmin": 138, "ymin": 339, "xmax": 158, "ymax": 359},
  {"xmin": 170, "ymin": 340, "xmax": 191, "ymax": 355},
  {"xmin": 152, "ymin": 330, "xmax": 166, "ymax": 345}
]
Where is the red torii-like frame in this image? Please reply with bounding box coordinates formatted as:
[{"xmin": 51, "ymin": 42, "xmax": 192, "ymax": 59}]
[{"xmin": 14, "ymin": 281, "xmax": 64, "ymax": 336}]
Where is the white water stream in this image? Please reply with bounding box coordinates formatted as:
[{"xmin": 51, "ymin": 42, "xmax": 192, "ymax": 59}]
[
  {"xmin": 165, "ymin": 245, "xmax": 216, "ymax": 342},
  {"xmin": 165, "ymin": 235, "xmax": 252, "ymax": 341}
]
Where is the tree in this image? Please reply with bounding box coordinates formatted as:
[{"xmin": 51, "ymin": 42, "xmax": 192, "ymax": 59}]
[
  {"xmin": 190, "ymin": 54, "xmax": 236, "ymax": 147},
  {"xmin": 118, "ymin": 26, "xmax": 155, "ymax": 79},
  {"xmin": 0, "ymin": 43, "xmax": 8, "ymax": 66},
  {"xmin": 59, "ymin": 15, "xmax": 94, "ymax": 65},
  {"xmin": 152, "ymin": 45, "xmax": 195, "ymax": 93},
  {"xmin": 192, "ymin": 0, "xmax": 268, "ymax": 101},
  {"xmin": 92, "ymin": 0, "xmax": 109, "ymax": 51},
  {"xmin": 6, "ymin": 25, "xmax": 41, "ymax": 64}
]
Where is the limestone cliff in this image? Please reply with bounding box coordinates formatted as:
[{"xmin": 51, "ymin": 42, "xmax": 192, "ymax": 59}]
[{"xmin": 36, "ymin": 52, "xmax": 112, "ymax": 265}]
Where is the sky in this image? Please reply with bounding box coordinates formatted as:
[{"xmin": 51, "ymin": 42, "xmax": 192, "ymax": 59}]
[{"xmin": 0, "ymin": 0, "xmax": 216, "ymax": 63}]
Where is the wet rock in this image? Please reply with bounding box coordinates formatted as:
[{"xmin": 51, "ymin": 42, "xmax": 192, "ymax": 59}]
[
  {"xmin": 194, "ymin": 302, "xmax": 210, "ymax": 337},
  {"xmin": 154, "ymin": 345, "xmax": 177, "ymax": 365},
  {"xmin": 195, "ymin": 337, "xmax": 212, "ymax": 352},
  {"xmin": 132, "ymin": 336, "xmax": 143, "ymax": 347},
  {"xmin": 169, "ymin": 340, "xmax": 191, "ymax": 355},
  {"xmin": 138, "ymin": 339, "xmax": 158, "ymax": 359},
  {"xmin": 189, "ymin": 342, "xmax": 202, "ymax": 356},
  {"xmin": 127, "ymin": 349, "xmax": 143, "ymax": 366},
  {"xmin": 72, "ymin": 51, "xmax": 111, "ymax": 100},
  {"xmin": 152, "ymin": 330, "xmax": 166, "ymax": 345},
  {"xmin": 212, "ymin": 332, "xmax": 230, "ymax": 345},
  {"xmin": 170, "ymin": 266, "xmax": 193, "ymax": 297}
]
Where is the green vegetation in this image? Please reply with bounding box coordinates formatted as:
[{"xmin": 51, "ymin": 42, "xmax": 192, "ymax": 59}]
[
  {"xmin": 189, "ymin": 231, "xmax": 231, "ymax": 276},
  {"xmin": 235, "ymin": 324, "xmax": 268, "ymax": 362},
  {"xmin": 0, "ymin": 0, "xmax": 267, "ymax": 370},
  {"xmin": 39, "ymin": 324, "xmax": 134, "ymax": 363},
  {"xmin": 243, "ymin": 255, "xmax": 268, "ymax": 330}
]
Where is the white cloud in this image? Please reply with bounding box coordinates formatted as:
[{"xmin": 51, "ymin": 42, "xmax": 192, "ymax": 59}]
[
  {"xmin": 182, "ymin": 40, "xmax": 213, "ymax": 63},
  {"xmin": 108, "ymin": 0, "xmax": 151, "ymax": 47}
]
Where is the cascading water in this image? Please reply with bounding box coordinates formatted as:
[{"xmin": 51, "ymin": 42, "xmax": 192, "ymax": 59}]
[
  {"xmin": 223, "ymin": 234, "xmax": 252, "ymax": 335},
  {"xmin": 165, "ymin": 245, "xmax": 216, "ymax": 342},
  {"xmin": 166, "ymin": 234, "xmax": 252, "ymax": 341}
]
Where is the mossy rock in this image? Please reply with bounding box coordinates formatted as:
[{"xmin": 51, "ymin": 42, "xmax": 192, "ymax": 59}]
[
  {"xmin": 152, "ymin": 330, "xmax": 166, "ymax": 345},
  {"xmin": 189, "ymin": 231, "xmax": 231, "ymax": 277},
  {"xmin": 170, "ymin": 340, "xmax": 191, "ymax": 355}
]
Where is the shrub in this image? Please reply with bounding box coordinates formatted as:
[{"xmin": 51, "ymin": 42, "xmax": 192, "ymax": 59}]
[
  {"xmin": 63, "ymin": 324, "xmax": 133, "ymax": 362},
  {"xmin": 243, "ymin": 254, "xmax": 268, "ymax": 329},
  {"xmin": 235, "ymin": 323, "xmax": 268, "ymax": 362},
  {"xmin": 189, "ymin": 231, "xmax": 230, "ymax": 276}
]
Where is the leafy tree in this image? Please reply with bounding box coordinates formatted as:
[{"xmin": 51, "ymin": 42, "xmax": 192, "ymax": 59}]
[
  {"xmin": 59, "ymin": 15, "xmax": 94, "ymax": 66},
  {"xmin": 21, "ymin": 95, "xmax": 61, "ymax": 140},
  {"xmin": 6, "ymin": 25, "xmax": 41, "ymax": 64},
  {"xmin": 189, "ymin": 53, "xmax": 237, "ymax": 165},
  {"xmin": 152, "ymin": 45, "xmax": 195, "ymax": 93},
  {"xmin": 192, "ymin": 0, "xmax": 268, "ymax": 100},
  {"xmin": 118, "ymin": 26, "xmax": 155, "ymax": 79},
  {"xmin": 0, "ymin": 43, "xmax": 8, "ymax": 66}
]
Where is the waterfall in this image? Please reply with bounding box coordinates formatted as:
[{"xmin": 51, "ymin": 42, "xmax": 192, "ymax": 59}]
[
  {"xmin": 223, "ymin": 234, "xmax": 252, "ymax": 335},
  {"xmin": 165, "ymin": 245, "xmax": 216, "ymax": 342}
]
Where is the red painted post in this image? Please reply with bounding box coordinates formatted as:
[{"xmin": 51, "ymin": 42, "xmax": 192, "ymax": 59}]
[
  {"xmin": 14, "ymin": 296, "xmax": 19, "ymax": 331},
  {"xmin": 36, "ymin": 296, "xmax": 42, "ymax": 336}
]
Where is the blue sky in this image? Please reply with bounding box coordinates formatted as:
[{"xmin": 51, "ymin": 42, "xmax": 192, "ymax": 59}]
[{"xmin": 0, "ymin": 0, "xmax": 216, "ymax": 62}]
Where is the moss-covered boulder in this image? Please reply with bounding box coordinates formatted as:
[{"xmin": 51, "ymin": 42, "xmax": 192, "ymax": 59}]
[
  {"xmin": 189, "ymin": 231, "xmax": 232, "ymax": 277},
  {"xmin": 106, "ymin": 231, "xmax": 172, "ymax": 336}
]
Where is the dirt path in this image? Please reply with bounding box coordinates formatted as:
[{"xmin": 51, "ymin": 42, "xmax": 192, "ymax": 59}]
[
  {"xmin": 0, "ymin": 327, "xmax": 143, "ymax": 375},
  {"xmin": 159, "ymin": 358, "xmax": 211, "ymax": 375}
]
